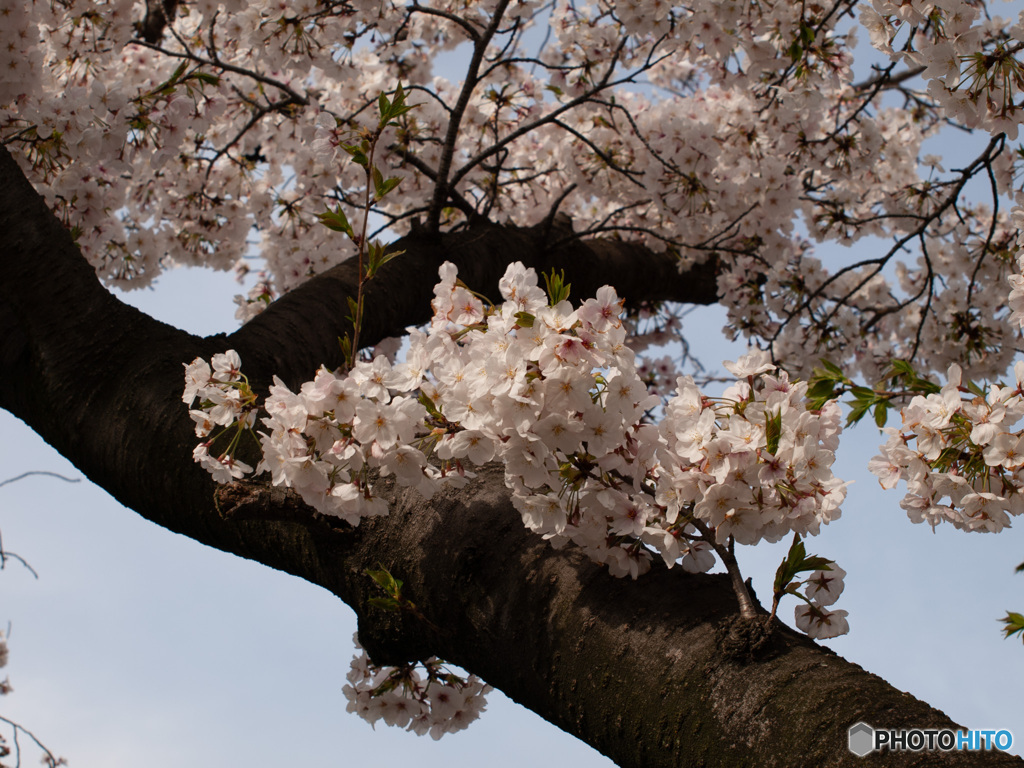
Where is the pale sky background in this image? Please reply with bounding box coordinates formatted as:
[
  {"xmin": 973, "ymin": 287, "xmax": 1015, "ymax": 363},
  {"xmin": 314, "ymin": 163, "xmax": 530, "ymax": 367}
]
[{"xmin": 3, "ymin": 4, "xmax": 1024, "ymax": 766}]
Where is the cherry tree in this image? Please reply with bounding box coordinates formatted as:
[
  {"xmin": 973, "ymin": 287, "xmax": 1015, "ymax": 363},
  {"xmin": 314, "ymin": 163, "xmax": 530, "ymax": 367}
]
[{"xmin": 3, "ymin": 0, "xmax": 1024, "ymax": 764}]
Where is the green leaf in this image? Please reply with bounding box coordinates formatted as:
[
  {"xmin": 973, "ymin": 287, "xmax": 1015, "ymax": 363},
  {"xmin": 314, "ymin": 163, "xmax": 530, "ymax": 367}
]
[
  {"xmin": 1000, "ymin": 611, "xmax": 1024, "ymax": 642},
  {"xmin": 369, "ymin": 167, "xmax": 403, "ymax": 202},
  {"xmin": 418, "ymin": 391, "xmax": 442, "ymax": 419},
  {"xmin": 884, "ymin": 359, "xmax": 941, "ymax": 395},
  {"xmin": 378, "ymin": 83, "xmax": 414, "ymax": 126},
  {"xmin": 367, "ymin": 566, "xmax": 402, "ymax": 596},
  {"xmin": 316, "ymin": 206, "xmax": 354, "ymax": 238},
  {"xmin": 772, "ymin": 533, "xmax": 835, "ymax": 600},
  {"xmin": 146, "ymin": 61, "xmax": 187, "ymax": 98},
  {"xmin": 845, "ymin": 384, "xmax": 883, "ymax": 427},
  {"xmin": 800, "ymin": 21, "xmax": 815, "ymax": 47},
  {"xmin": 806, "ymin": 378, "xmax": 838, "ymax": 402},
  {"xmin": 379, "ymin": 176, "xmax": 402, "ymax": 199},
  {"xmin": 543, "ymin": 268, "xmax": 571, "ymax": 306},
  {"xmin": 514, "ymin": 311, "xmax": 535, "ymax": 328},
  {"xmin": 845, "ymin": 401, "xmax": 872, "ymax": 427},
  {"xmin": 382, "ymin": 246, "xmax": 405, "ymax": 266},
  {"xmin": 367, "ymin": 245, "xmax": 404, "ymax": 277},
  {"xmin": 765, "ymin": 410, "xmax": 782, "ymax": 455},
  {"xmin": 341, "ymin": 142, "xmax": 370, "ymax": 167},
  {"xmin": 965, "ymin": 379, "xmax": 986, "ymax": 398},
  {"xmin": 169, "ymin": 61, "xmax": 188, "ymax": 83},
  {"xmin": 819, "ymin": 359, "xmax": 846, "ymax": 378},
  {"xmin": 873, "ymin": 401, "xmax": 889, "ymax": 428},
  {"xmin": 886, "ymin": 359, "xmax": 916, "ymax": 379},
  {"xmin": 365, "ymin": 240, "xmax": 383, "ymax": 277},
  {"xmin": 346, "ymin": 296, "xmax": 360, "ymax": 324},
  {"xmin": 807, "ymin": 361, "xmax": 849, "ymax": 410},
  {"xmin": 774, "ymin": 536, "xmax": 805, "ymax": 596},
  {"xmin": 191, "ymin": 71, "xmax": 220, "ymax": 86},
  {"xmin": 800, "ymin": 555, "xmax": 835, "ymax": 572}
]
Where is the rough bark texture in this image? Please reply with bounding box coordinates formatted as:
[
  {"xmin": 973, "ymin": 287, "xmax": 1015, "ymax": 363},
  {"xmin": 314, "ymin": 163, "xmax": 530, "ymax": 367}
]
[{"xmin": 0, "ymin": 144, "xmax": 1019, "ymax": 767}]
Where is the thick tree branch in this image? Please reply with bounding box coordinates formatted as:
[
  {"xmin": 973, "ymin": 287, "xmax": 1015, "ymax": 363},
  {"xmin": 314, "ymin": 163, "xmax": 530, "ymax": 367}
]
[
  {"xmin": 0, "ymin": 145, "xmax": 1019, "ymax": 767},
  {"xmin": 231, "ymin": 219, "xmax": 720, "ymax": 390}
]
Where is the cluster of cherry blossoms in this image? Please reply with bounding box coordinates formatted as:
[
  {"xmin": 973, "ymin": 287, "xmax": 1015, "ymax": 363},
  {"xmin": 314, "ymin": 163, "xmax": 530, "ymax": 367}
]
[
  {"xmin": 871, "ymin": 363, "xmax": 1024, "ymax": 533},
  {"xmin": 862, "ymin": 0, "xmax": 1024, "ymax": 139},
  {"xmin": 794, "ymin": 563, "xmax": 849, "ymax": 640},
  {"xmin": 185, "ymin": 345, "xmax": 436, "ymax": 523},
  {"xmin": 186, "ymin": 261, "xmax": 850, "ymax": 628},
  {"xmin": 183, "ymin": 350, "xmax": 259, "ymax": 483},
  {"xmin": 232, "ymin": 269, "xmax": 275, "ymax": 324},
  {"xmin": 343, "ymin": 636, "xmax": 491, "ymax": 739},
  {"xmin": 6, "ymin": 1, "xmax": 1024, "ymax": 391}
]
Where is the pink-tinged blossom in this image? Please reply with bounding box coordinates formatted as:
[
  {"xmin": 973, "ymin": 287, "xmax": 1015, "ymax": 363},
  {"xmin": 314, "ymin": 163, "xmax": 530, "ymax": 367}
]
[
  {"xmin": 189, "ymin": 409, "xmax": 216, "ymax": 438},
  {"xmin": 803, "ymin": 564, "xmax": 846, "ymax": 607},
  {"xmin": 182, "ymin": 358, "xmax": 212, "ymax": 405},
  {"xmin": 578, "ymin": 285, "xmax": 624, "ymax": 332},
  {"xmin": 380, "ymin": 445, "xmax": 429, "ymax": 485},
  {"xmin": 794, "ymin": 604, "xmax": 850, "ymax": 640},
  {"xmin": 542, "ymin": 368, "xmax": 594, "ymax": 414},
  {"xmin": 679, "ymin": 540, "xmax": 716, "ymax": 574},
  {"xmin": 603, "ymin": 371, "xmax": 657, "ymax": 422},
  {"xmin": 982, "ymin": 433, "xmax": 1024, "ymax": 470},
  {"xmin": 351, "ymin": 356, "xmax": 394, "ymax": 403},
  {"xmin": 205, "ymin": 387, "xmax": 247, "ymax": 428},
  {"xmin": 537, "ymin": 300, "xmax": 578, "ymax": 334},
  {"xmin": 538, "ymin": 332, "xmax": 596, "ymax": 374},
  {"xmin": 498, "ymin": 263, "xmax": 546, "ymax": 312},
  {"xmin": 723, "ymin": 349, "xmax": 774, "ymax": 378},
  {"xmin": 192, "ymin": 444, "xmax": 252, "ymax": 483},
  {"xmin": 514, "ymin": 492, "xmax": 569, "ymax": 536},
  {"xmin": 451, "ymin": 287, "xmax": 485, "ymax": 325},
  {"xmin": 672, "ymin": 407, "xmax": 717, "ymax": 462},
  {"xmin": 604, "ymin": 545, "xmax": 652, "ymax": 580},
  {"xmin": 265, "ymin": 377, "xmax": 310, "ymax": 432},
  {"xmin": 353, "ymin": 398, "xmax": 413, "ymax": 450},
  {"xmin": 437, "ymin": 430, "xmax": 496, "ymax": 465},
  {"xmin": 301, "ymin": 368, "xmax": 360, "ymax": 422},
  {"xmin": 579, "ymin": 406, "xmax": 625, "ymax": 457},
  {"xmin": 533, "ymin": 412, "xmax": 584, "ymax": 454},
  {"xmin": 210, "ymin": 350, "xmax": 242, "ymax": 382}
]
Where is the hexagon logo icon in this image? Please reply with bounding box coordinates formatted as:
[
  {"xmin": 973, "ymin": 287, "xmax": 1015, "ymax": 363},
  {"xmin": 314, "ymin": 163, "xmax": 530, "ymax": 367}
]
[{"xmin": 848, "ymin": 722, "xmax": 875, "ymax": 757}]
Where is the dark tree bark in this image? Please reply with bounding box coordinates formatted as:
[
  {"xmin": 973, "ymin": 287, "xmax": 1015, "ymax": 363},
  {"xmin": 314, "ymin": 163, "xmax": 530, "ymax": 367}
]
[{"xmin": 0, "ymin": 144, "xmax": 1019, "ymax": 767}]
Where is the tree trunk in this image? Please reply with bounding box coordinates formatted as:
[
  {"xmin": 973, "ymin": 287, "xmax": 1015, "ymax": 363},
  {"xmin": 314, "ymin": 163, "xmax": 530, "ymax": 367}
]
[{"xmin": 0, "ymin": 144, "xmax": 1019, "ymax": 767}]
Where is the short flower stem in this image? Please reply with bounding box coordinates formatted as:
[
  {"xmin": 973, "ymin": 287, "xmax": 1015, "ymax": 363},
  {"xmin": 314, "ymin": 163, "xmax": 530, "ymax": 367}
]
[
  {"xmin": 765, "ymin": 597, "xmax": 781, "ymax": 632},
  {"xmin": 690, "ymin": 519, "xmax": 758, "ymax": 620},
  {"xmin": 350, "ymin": 134, "xmax": 379, "ymax": 368}
]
